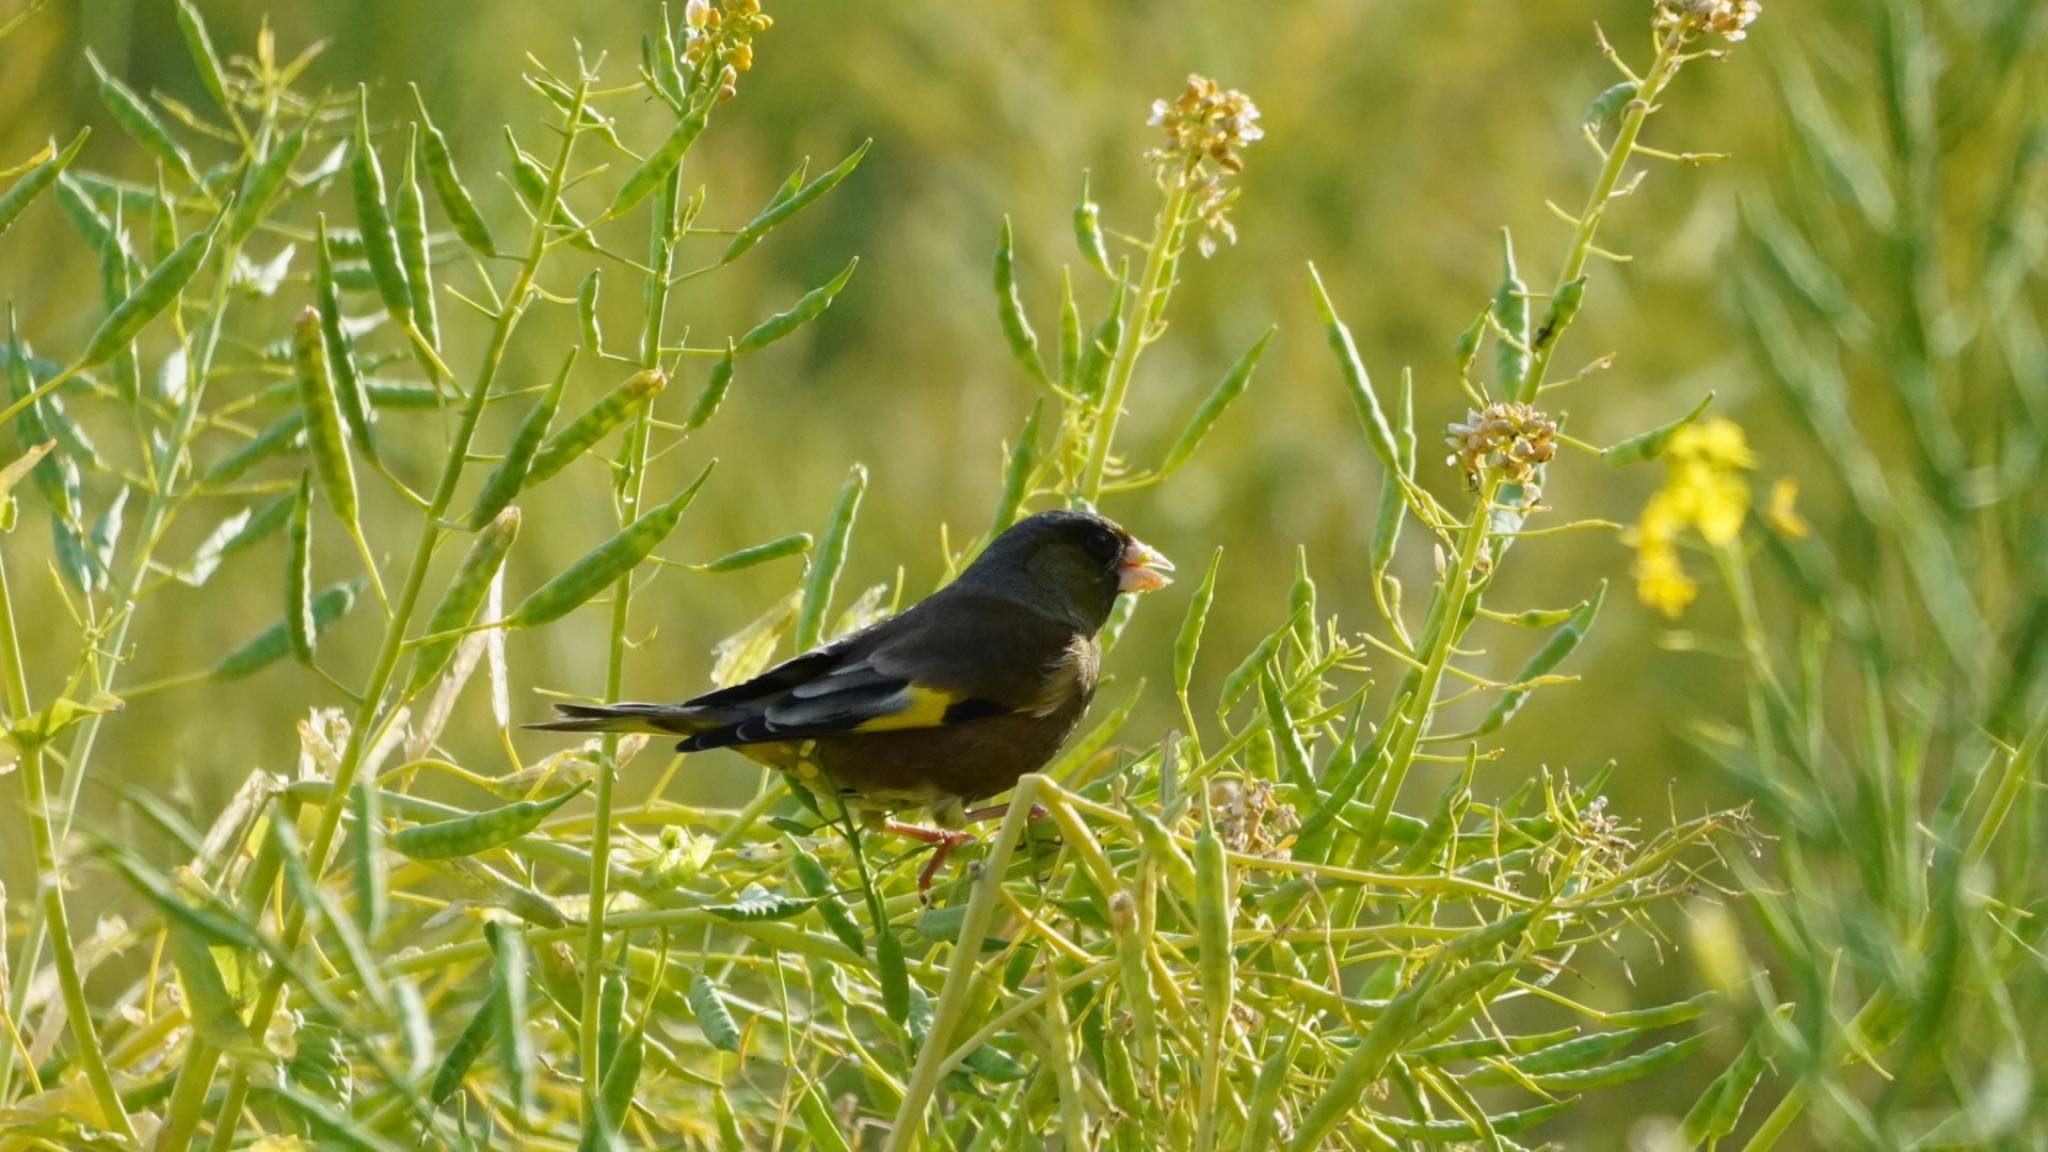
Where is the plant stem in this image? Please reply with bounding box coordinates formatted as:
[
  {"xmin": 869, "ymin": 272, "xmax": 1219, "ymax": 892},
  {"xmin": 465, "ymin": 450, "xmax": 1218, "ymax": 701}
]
[
  {"xmin": 1080, "ymin": 160, "xmax": 1195, "ymax": 504},
  {"xmin": 180, "ymin": 82, "xmax": 592, "ymax": 1152},
  {"xmin": 1514, "ymin": 25, "xmax": 1685, "ymax": 403},
  {"xmin": 0, "ymin": 552, "xmax": 134, "ymax": 1138}
]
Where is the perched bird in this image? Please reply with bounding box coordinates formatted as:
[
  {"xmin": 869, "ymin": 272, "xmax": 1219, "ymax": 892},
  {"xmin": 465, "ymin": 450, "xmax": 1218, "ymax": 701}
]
[{"xmin": 530, "ymin": 508, "xmax": 1174, "ymax": 891}]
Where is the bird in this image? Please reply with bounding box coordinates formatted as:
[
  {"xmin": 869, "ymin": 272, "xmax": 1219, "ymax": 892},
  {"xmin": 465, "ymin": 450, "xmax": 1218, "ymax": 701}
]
[{"xmin": 528, "ymin": 508, "xmax": 1175, "ymax": 893}]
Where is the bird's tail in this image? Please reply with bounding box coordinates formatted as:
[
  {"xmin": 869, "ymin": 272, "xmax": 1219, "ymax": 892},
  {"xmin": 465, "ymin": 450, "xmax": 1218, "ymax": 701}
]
[{"xmin": 525, "ymin": 701, "xmax": 713, "ymax": 735}]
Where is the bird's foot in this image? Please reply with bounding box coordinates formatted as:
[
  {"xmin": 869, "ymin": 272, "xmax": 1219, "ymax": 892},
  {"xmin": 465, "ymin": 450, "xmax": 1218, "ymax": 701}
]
[
  {"xmin": 884, "ymin": 820, "xmax": 977, "ymax": 901},
  {"xmin": 959, "ymin": 802, "xmax": 1050, "ymax": 824}
]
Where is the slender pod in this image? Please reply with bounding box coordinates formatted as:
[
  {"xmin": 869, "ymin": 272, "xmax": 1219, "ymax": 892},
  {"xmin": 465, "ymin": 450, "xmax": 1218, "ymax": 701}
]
[
  {"xmin": 347, "ymin": 777, "xmax": 386, "ymax": 938},
  {"xmin": 723, "ymin": 138, "xmax": 871, "ymax": 264},
  {"xmin": 1532, "ymin": 274, "xmax": 1587, "ymax": 355},
  {"xmin": 985, "ymin": 399, "xmax": 1042, "ymax": 540},
  {"xmin": 507, "ymin": 462, "xmax": 714, "ymax": 627},
  {"xmin": 608, "ymin": 101, "xmax": 710, "ymax": 219},
  {"xmin": 736, "ymin": 258, "xmax": 859, "ymax": 353},
  {"xmin": 876, "ymin": 928, "xmax": 910, "ymax": 1024},
  {"xmin": 0, "ymin": 129, "xmax": 88, "ymax": 241},
  {"xmin": 391, "ymin": 781, "xmax": 590, "ymax": 860},
  {"xmin": 285, "ymin": 475, "xmax": 315, "ymax": 664},
  {"xmin": 210, "ymin": 582, "xmax": 363, "ymax": 681},
  {"xmin": 1604, "ymin": 392, "xmax": 1715, "ymax": 465},
  {"xmin": 79, "ymin": 203, "xmax": 226, "ymax": 366},
  {"xmin": 173, "ymin": 0, "xmax": 233, "ymax": 118},
  {"xmin": 409, "ymin": 84, "xmax": 496, "ymax": 257},
  {"xmin": 1074, "ymin": 279, "xmax": 1123, "ymax": 402},
  {"xmin": 466, "ymin": 349, "xmax": 574, "ymax": 527},
  {"xmin": 198, "ymin": 409, "xmax": 305, "ymax": 488},
  {"xmin": 430, "ymin": 985, "xmax": 503, "ymax": 1106},
  {"xmin": 1158, "ymin": 327, "xmax": 1272, "ymax": 477},
  {"xmin": 291, "ymin": 306, "xmax": 360, "ymax": 525},
  {"xmin": 226, "ymin": 114, "xmax": 310, "ymax": 241},
  {"xmin": 1307, "ymin": 263, "xmax": 1400, "ymax": 477},
  {"xmin": 85, "ymin": 50, "xmax": 200, "ymax": 184},
  {"xmin": 484, "ymin": 922, "xmax": 536, "ymax": 1122},
  {"xmin": 794, "ymin": 464, "xmax": 866, "ymax": 651},
  {"xmin": 1370, "ymin": 370, "xmax": 1417, "ymax": 579},
  {"xmin": 689, "ymin": 972, "xmax": 741, "ymax": 1052},
  {"xmin": 1175, "ymin": 547, "xmax": 1224, "ymax": 738},
  {"xmin": 530, "ymin": 368, "xmax": 667, "ymax": 482},
  {"xmin": 576, "ymin": 270, "xmax": 602, "ymax": 353},
  {"xmin": 1494, "ymin": 229, "xmax": 1531, "ymax": 387},
  {"xmin": 351, "ymin": 86, "xmax": 413, "ymax": 325},
  {"xmin": 315, "ymin": 216, "xmax": 378, "ymax": 459},
  {"xmin": 407, "ymin": 507, "xmax": 521, "ymax": 694},
  {"xmin": 994, "ymin": 216, "xmax": 1047, "ymax": 383},
  {"xmin": 690, "ymin": 532, "xmax": 810, "ymax": 573},
  {"xmin": 1073, "ymin": 173, "xmax": 1111, "ymax": 277},
  {"xmin": 1471, "ymin": 580, "xmax": 1606, "ymax": 736},
  {"xmin": 680, "ymin": 346, "xmax": 733, "ymax": 433},
  {"xmin": 396, "ymin": 126, "xmax": 438, "ymax": 348}
]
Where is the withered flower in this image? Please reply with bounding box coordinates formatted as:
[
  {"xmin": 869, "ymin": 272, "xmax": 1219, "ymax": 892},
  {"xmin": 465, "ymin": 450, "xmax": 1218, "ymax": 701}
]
[
  {"xmin": 1445, "ymin": 402, "xmax": 1559, "ymax": 490},
  {"xmin": 1145, "ymin": 74, "xmax": 1263, "ymax": 257}
]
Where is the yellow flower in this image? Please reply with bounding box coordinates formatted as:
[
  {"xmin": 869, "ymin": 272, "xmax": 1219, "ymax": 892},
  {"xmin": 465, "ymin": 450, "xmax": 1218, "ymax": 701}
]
[
  {"xmin": 1634, "ymin": 542, "xmax": 1698, "ymax": 618},
  {"xmin": 1766, "ymin": 476, "xmax": 1807, "ymax": 538},
  {"xmin": 1628, "ymin": 418, "xmax": 1755, "ymax": 615}
]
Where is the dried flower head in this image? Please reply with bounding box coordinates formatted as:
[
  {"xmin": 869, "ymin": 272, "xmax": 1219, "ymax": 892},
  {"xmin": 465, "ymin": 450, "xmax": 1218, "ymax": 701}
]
[
  {"xmin": 683, "ymin": 0, "xmax": 772, "ymax": 99},
  {"xmin": 1146, "ymin": 74, "xmax": 1263, "ymax": 257},
  {"xmin": 1206, "ymin": 775, "xmax": 1300, "ymax": 857},
  {"xmin": 1445, "ymin": 402, "xmax": 1559, "ymax": 489},
  {"xmin": 1654, "ymin": 0, "xmax": 1762, "ymax": 42}
]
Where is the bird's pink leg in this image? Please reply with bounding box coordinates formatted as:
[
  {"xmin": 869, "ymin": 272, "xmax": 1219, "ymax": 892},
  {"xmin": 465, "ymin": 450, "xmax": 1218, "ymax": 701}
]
[{"xmin": 884, "ymin": 821, "xmax": 977, "ymax": 898}]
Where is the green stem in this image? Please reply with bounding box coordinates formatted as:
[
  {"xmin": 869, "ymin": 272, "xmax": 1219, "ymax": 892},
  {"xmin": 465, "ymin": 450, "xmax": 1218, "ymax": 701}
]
[
  {"xmin": 1514, "ymin": 25, "xmax": 1685, "ymax": 403},
  {"xmin": 0, "ymin": 552, "xmax": 134, "ymax": 1138},
  {"xmin": 1080, "ymin": 160, "xmax": 1196, "ymax": 505},
  {"xmin": 184, "ymin": 81, "xmax": 592, "ymax": 1152}
]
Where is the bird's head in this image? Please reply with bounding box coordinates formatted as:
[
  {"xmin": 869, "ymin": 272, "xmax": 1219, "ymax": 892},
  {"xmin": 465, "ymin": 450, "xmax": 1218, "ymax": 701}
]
[{"xmin": 960, "ymin": 509, "xmax": 1174, "ymax": 631}]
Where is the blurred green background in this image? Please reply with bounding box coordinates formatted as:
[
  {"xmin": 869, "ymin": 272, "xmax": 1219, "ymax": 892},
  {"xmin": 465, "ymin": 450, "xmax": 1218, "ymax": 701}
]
[{"xmin": 3, "ymin": 0, "xmax": 1885, "ymax": 1139}]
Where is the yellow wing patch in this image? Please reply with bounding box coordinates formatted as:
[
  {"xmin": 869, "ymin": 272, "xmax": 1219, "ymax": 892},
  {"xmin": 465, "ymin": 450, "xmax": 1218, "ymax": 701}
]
[{"xmin": 848, "ymin": 684, "xmax": 961, "ymax": 733}]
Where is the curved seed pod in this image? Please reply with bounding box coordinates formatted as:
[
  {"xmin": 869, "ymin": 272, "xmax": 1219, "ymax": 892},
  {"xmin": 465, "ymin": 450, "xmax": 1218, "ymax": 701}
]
[
  {"xmin": 211, "ymin": 580, "xmax": 361, "ymax": 679},
  {"xmin": 483, "ymin": 922, "xmax": 535, "ymax": 1122},
  {"xmin": 528, "ymin": 368, "xmax": 666, "ymax": 483},
  {"xmin": 226, "ymin": 114, "xmax": 310, "ymax": 242},
  {"xmin": 599, "ymin": 1027, "xmax": 645, "ymax": 1136},
  {"xmin": 395, "ymin": 126, "xmax": 438, "ymax": 349},
  {"xmin": 351, "ymin": 87, "xmax": 412, "ymax": 326},
  {"xmin": 390, "ymin": 780, "xmax": 590, "ymax": 860},
  {"xmin": 0, "ymin": 129, "xmax": 88, "ymax": 241},
  {"xmin": 1174, "ymin": 547, "xmax": 1224, "ymax": 706},
  {"xmin": 994, "ymin": 216, "xmax": 1046, "ymax": 383},
  {"xmin": 985, "ymin": 399, "xmax": 1041, "ymax": 540},
  {"xmin": 1073, "ymin": 173, "xmax": 1111, "ymax": 277},
  {"xmin": 1158, "ymin": 326, "xmax": 1272, "ymax": 478},
  {"xmin": 1370, "ymin": 370, "xmax": 1416, "ymax": 579},
  {"xmin": 407, "ymin": 506, "xmax": 520, "ymax": 695},
  {"xmin": 1523, "ymin": 1034, "xmax": 1707, "ymax": 1091},
  {"xmin": 198, "ymin": 410, "xmax": 305, "ymax": 488},
  {"xmin": 291, "ymin": 306, "xmax": 359, "ymax": 525},
  {"xmin": 689, "ymin": 532, "xmax": 810, "ymax": 573},
  {"xmin": 314, "ymin": 216, "xmax": 378, "ymax": 460},
  {"xmin": 608, "ymin": 102, "xmax": 710, "ymax": 219},
  {"xmin": 794, "ymin": 464, "xmax": 865, "ymax": 651},
  {"xmin": 1494, "ymin": 228, "xmax": 1530, "ymax": 388},
  {"xmin": 93, "ymin": 191, "xmax": 142, "ymax": 406},
  {"xmin": 575, "ymin": 269, "xmax": 601, "ymax": 353},
  {"xmin": 688, "ymin": 972, "xmax": 741, "ymax": 1052},
  {"xmin": 1532, "ymin": 274, "xmax": 1586, "ymax": 355},
  {"xmin": 409, "ymin": 84, "xmax": 496, "ymax": 258},
  {"xmin": 347, "ymin": 777, "xmax": 386, "ymax": 938},
  {"xmin": 429, "ymin": 985, "xmax": 503, "ymax": 1106},
  {"xmin": 723, "ymin": 138, "xmax": 870, "ymax": 264},
  {"xmin": 680, "ymin": 345, "xmax": 733, "ymax": 433},
  {"xmin": 1307, "ymin": 263, "xmax": 1399, "ymax": 477},
  {"xmin": 1057, "ymin": 268, "xmax": 1080, "ymax": 390},
  {"xmin": 150, "ymin": 168, "xmax": 177, "ymax": 265},
  {"xmin": 79, "ymin": 203, "xmax": 226, "ymax": 366},
  {"xmin": 1681, "ymin": 1030, "xmax": 1768, "ymax": 1143},
  {"xmin": 1074, "ymin": 279, "xmax": 1123, "ymax": 402},
  {"xmin": 876, "ymin": 928, "xmax": 909, "ymax": 1024},
  {"xmin": 465, "ymin": 350, "xmax": 573, "ymax": 528},
  {"xmin": 1473, "ymin": 581, "xmax": 1605, "ymax": 736},
  {"xmin": 735, "ymin": 258, "xmax": 859, "ymax": 353},
  {"xmin": 285, "ymin": 475, "xmax": 315, "ymax": 664},
  {"xmin": 172, "ymin": 0, "xmax": 233, "ymax": 118},
  {"xmin": 1604, "ymin": 392, "xmax": 1715, "ymax": 466},
  {"xmin": 85, "ymin": 50, "xmax": 199, "ymax": 184},
  {"xmin": 506, "ymin": 462, "xmax": 714, "ymax": 628}
]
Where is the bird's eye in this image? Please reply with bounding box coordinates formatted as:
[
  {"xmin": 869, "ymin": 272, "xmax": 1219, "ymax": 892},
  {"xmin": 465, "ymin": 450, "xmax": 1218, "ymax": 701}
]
[{"xmin": 1086, "ymin": 527, "xmax": 1122, "ymax": 562}]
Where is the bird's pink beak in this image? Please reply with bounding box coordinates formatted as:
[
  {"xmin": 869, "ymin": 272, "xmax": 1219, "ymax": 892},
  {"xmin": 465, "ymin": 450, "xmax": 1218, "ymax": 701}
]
[{"xmin": 1116, "ymin": 538, "xmax": 1174, "ymax": 593}]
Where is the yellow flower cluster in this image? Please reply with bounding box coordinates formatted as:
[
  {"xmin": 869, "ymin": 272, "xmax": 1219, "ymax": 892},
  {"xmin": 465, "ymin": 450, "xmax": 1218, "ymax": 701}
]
[
  {"xmin": 684, "ymin": 0, "xmax": 773, "ymax": 100},
  {"xmin": 1632, "ymin": 419, "xmax": 1754, "ymax": 616}
]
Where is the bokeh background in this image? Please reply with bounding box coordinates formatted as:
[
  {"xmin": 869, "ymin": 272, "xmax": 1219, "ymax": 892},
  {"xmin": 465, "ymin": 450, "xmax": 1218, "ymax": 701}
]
[{"xmin": 1, "ymin": 0, "xmax": 1924, "ymax": 1141}]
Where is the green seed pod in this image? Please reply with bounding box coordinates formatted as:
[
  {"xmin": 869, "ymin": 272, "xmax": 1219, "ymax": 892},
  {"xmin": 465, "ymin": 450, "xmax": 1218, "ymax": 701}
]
[
  {"xmin": 576, "ymin": 269, "xmax": 602, "ymax": 353},
  {"xmin": 351, "ymin": 88, "xmax": 413, "ymax": 326},
  {"xmin": 1681, "ymin": 1030, "xmax": 1767, "ymax": 1143},
  {"xmin": 1194, "ymin": 809, "xmax": 1233, "ymax": 1019},
  {"xmin": 689, "ymin": 972, "xmax": 741, "ymax": 1052},
  {"xmin": 1414, "ymin": 1027, "xmax": 1580, "ymax": 1065},
  {"xmin": 680, "ymin": 346, "xmax": 733, "ymax": 434},
  {"xmin": 986, "ymin": 399, "xmax": 1041, "ymax": 540},
  {"xmin": 211, "ymin": 580, "xmax": 361, "ymax": 679},
  {"xmin": 1604, "ymin": 392, "xmax": 1716, "ymax": 466},
  {"xmin": 185, "ymin": 490, "xmax": 292, "ymax": 582},
  {"xmin": 994, "ymin": 216, "xmax": 1047, "ymax": 383},
  {"xmin": 706, "ymin": 889, "xmax": 816, "ymax": 921},
  {"xmin": 1451, "ymin": 305, "xmax": 1488, "ymax": 379},
  {"xmin": 1074, "ymin": 280, "xmax": 1123, "ymax": 402},
  {"xmin": 430, "ymin": 985, "xmax": 503, "ymax": 1106},
  {"xmin": 173, "ymin": 0, "xmax": 233, "ymax": 117},
  {"xmin": 1524, "ymin": 1034, "xmax": 1707, "ymax": 1091},
  {"xmin": 285, "ymin": 475, "xmax": 315, "ymax": 664},
  {"xmin": 38, "ymin": 390, "xmax": 103, "ymax": 472},
  {"xmin": 1308, "ymin": 264, "xmax": 1401, "ymax": 479},
  {"xmin": 87, "ymin": 486, "xmax": 126, "ymax": 582},
  {"xmin": 599, "ymin": 1028, "xmax": 645, "ymax": 1136},
  {"xmin": 1495, "ymin": 1028, "xmax": 1649, "ymax": 1078},
  {"xmin": 92, "ymin": 193, "xmax": 142, "ymax": 407},
  {"xmin": 690, "ymin": 532, "xmax": 811, "ymax": 573},
  {"xmin": 1473, "ymin": 580, "xmax": 1605, "ymax": 736},
  {"xmin": 79, "ymin": 204, "xmax": 225, "ymax": 367},
  {"xmin": 198, "ymin": 409, "xmax": 305, "ymax": 488},
  {"xmin": 0, "ymin": 129, "xmax": 88, "ymax": 241},
  {"xmin": 149, "ymin": 168, "xmax": 177, "ymax": 265},
  {"xmin": 1129, "ymin": 804, "xmax": 1197, "ymax": 902},
  {"xmin": 165, "ymin": 924, "xmax": 247, "ymax": 1053},
  {"xmin": 723, "ymin": 138, "xmax": 871, "ymax": 265},
  {"xmin": 1159, "ymin": 327, "xmax": 1271, "ymax": 478},
  {"xmin": 396, "ymin": 126, "xmax": 438, "ymax": 349},
  {"xmin": 502, "ymin": 128, "xmax": 599, "ymax": 253},
  {"xmin": 407, "ymin": 506, "xmax": 521, "ymax": 695},
  {"xmin": 85, "ymin": 50, "xmax": 199, "ymax": 184},
  {"xmin": 1260, "ymin": 669, "xmax": 1315, "ymax": 793},
  {"xmin": 609, "ymin": 102, "xmax": 711, "ymax": 219},
  {"xmin": 1394, "ymin": 769, "xmax": 1465, "ymax": 874},
  {"xmin": 794, "ymin": 463, "xmax": 865, "ymax": 651},
  {"xmin": 796, "ymin": 1083, "xmax": 853, "ymax": 1152},
  {"xmin": 506, "ymin": 462, "xmax": 714, "ymax": 628},
  {"xmin": 484, "ymin": 922, "xmax": 535, "ymax": 1121},
  {"xmin": 315, "ymin": 216, "xmax": 378, "ymax": 461},
  {"xmin": 876, "ymin": 927, "xmax": 910, "ymax": 1024},
  {"xmin": 367, "ymin": 379, "xmax": 440, "ymax": 408},
  {"xmin": 1603, "ymin": 991, "xmax": 1718, "ymax": 1029},
  {"xmin": 1057, "ymin": 268, "xmax": 1081, "ymax": 391},
  {"xmin": 1379, "ymin": 1098, "xmax": 1579, "ymax": 1141},
  {"xmin": 1217, "ymin": 610, "xmax": 1296, "ymax": 715},
  {"xmin": 1532, "ymin": 274, "xmax": 1587, "ymax": 354},
  {"xmin": 1174, "ymin": 547, "xmax": 1224, "ymax": 706},
  {"xmin": 466, "ymin": 350, "xmax": 573, "ymax": 528},
  {"xmin": 1583, "ymin": 79, "xmax": 1639, "ymax": 132},
  {"xmin": 1072, "ymin": 173, "xmax": 1110, "ymax": 277},
  {"xmin": 529, "ymin": 368, "xmax": 667, "ymax": 483},
  {"xmin": 735, "ymin": 258, "xmax": 860, "ymax": 353},
  {"xmin": 1493, "ymin": 228, "xmax": 1530, "ymax": 389},
  {"xmin": 409, "ymin": 84, "xmax": 497, "ymax": 258},
  {"xmin": 391, "ymin": 780, "xmax": 590, "ymax": 860},
  {"xmin": 291, "ymin": 306, "xmax": 360, "ymax": 526},
  {"xmin": 226, "ymin": 114, "xmax": 310, "ymax": 242},
  {"xmin": 1370, "ymin": 370, "xmax": 1416, "ymax": 579},
  {"xmin": 347, "ymin": 777, "xmax": 386, "ymax": 938}
]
